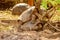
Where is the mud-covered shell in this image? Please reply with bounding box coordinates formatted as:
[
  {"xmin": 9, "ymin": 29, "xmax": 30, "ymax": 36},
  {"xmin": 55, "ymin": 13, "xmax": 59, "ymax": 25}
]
[{"xmin": 11, "ymin": 3, "xmax": 30, "ymax": 15}]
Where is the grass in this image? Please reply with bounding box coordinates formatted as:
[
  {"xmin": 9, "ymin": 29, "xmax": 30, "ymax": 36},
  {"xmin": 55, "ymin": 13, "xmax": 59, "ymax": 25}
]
[{"xmin": 0, "ymin": 10, "xmax": 19, "ymax": 20}]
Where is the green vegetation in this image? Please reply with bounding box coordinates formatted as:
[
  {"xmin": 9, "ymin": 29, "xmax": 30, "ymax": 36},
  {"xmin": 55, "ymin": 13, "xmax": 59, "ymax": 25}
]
[{"xmin": 41, "ymin": 0, "xmax": 60, "ymax": 10}]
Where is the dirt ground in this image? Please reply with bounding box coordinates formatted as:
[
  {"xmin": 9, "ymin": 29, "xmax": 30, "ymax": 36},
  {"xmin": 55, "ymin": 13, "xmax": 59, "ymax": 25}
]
[
  {"xmin": 0, "ymin": 20, "xmax": 60, "ymax": 40},
  {"xmin": 0, "ymin": 30, "xmax": 60, "ymax": 40}
]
